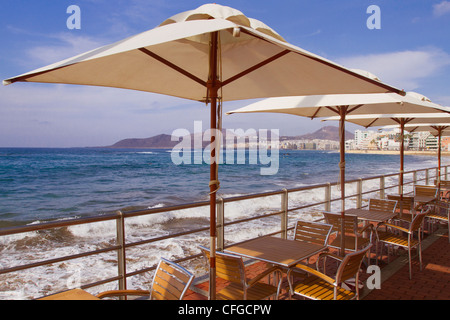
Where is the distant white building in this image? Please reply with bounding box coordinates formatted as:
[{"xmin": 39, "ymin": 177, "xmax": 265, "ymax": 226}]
[{"xmin": 354, "ymin": 130, "xmax": 373, "ymax": 149}]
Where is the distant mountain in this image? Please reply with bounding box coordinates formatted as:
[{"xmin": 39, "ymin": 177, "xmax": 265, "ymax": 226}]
[
  {"xmin": 287, "ymin": 126, "xmax": 354, "ymax": 141},
  {"xmin": 104, "ymin": 126, "xmax": 352, "ymax": 148},
  {"xmin": 108, "ymin": 134, "xmax": 179, "ymax": 148}
]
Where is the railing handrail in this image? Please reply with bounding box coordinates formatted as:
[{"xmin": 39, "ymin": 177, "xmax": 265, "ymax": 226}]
[{"xmin": 0, "ymin": 164, "xmax": 446, "ymax": 298}]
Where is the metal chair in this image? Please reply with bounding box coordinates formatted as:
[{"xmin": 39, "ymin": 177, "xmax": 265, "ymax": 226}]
[
  {"xmin": 293, "ymin": 220, "xmax": 333, "ymax": 246},
  {"xmin": 323, "ymin": 211, "xmax": 374, "ymax": 265},
  {"xmin": 414, "ymin": 185, "xmax": 438, "ymax": 209},
  {"xmin": 96, "ymin": 258, "xmax": 195, "ymax": 300},
  {"xmin": 375, "ymin": 208, "xmax": 430, "ymax": 279},
  {"xmin": 387, "ymin": 194, "xmax": 415, "ymax": 224},
  {"xmin": 323, "ymin": 211, "xmax": 373, "ymax": 251},
  {"xmin": 288, "ymin": 244, "xmax": 372, "ymax": 300},
  {"xmin": 427, "ymin": 200, "xmax": 450, "ymax": 241},
  {"xmin": 368, "ymin": 198, "xmax": 397, "ymax": 225},
  {"xmin": 199, "ymin": 245, "xmax": 282, "ymax": 300},
  {"xmin": 434, "ymin": 179, "xmax": 450, "ymax": 201}
]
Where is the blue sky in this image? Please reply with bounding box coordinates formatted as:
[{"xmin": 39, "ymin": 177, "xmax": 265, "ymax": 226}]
[{"xmin": 1, "ymin": 0, "xmax": 450, "ymax": 147}]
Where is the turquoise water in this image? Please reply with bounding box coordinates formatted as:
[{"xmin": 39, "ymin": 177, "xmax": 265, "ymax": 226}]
[{"xmin": 0, "ymin": 147, "xmax": 439, "ymax": 227}]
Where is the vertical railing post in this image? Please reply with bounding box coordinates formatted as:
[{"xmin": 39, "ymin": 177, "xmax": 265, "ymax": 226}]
[
  {"xmin": 380, "ymin": 175, "xmax": 385, "ymax": 199},
  {"xmin": 357, "ymin": 179, "xmax": 363, "ymax": 208},
  {"xmin": 325, "ymin": 183, "xmax": 331, "ymax": 212},
  {"xmin": 413, "ymin": 170, "xmax": 417, "ymax": 186},
  {"xmin": 216, "ymin": 198, "xmax": 224, "ymax": 252},
  {"xmin": 116, "ymin": 211, "xmax": 127, "ymax": 293},
  {"xmin": 426, "ymin": 169, "xmax": 429, "ymax": 185},
  {"xmin": 446, "ymin": 166, "xmax": 448, "ymax": 180},
  {"xmin": 281, "ymin": 189, "xmax": 288, "ymax": 239}
]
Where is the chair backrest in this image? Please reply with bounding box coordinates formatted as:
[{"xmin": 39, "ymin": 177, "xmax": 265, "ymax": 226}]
[
  {"xmin": 369, "ymin": 198, "xmax": 397, "ymax": 213},
  {"xmin": 323, "ymin": 211, "xmax": 358, "ymax": 234},
  {"xmin": 335, "ymin": 244, "xmax": 372, "ymax": 284},
  {"xmin": 409, "ymin": 209, "xmax": 429, "ymax": 233},
  {"xmin": 415, "ymin": 185, "xmax": 438, "ymax": 197},
  {"xmin": 387, "ymin": 195, "xmax": 414, "ymax": 213},
  {"xmin": 150, "ymin": 258, "xmax": 195, "ymax": 300},
  {"xmin": 434, "ymin": 179, "xmax": 450, "ymax": 188},
  {"xmin": 293, "ymin": 220, "xmax": 333, "ymax": 246},
  {"xmin": 199, "ymin": 246, "xmax": 246, "ymax": 286}
]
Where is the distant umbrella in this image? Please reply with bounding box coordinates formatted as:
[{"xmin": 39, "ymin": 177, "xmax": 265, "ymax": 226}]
[
  {"xmin": 228, "ymin": 89, "xmax": 449, "ymax": 254},
  {"xmin": 382, "ymin": 122, "xmax": 450, "ymax": 190}
]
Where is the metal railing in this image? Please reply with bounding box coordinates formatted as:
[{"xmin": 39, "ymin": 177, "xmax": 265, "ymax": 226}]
[{"xmin": 0, "ymin": 165, "xmax": 447, "ymax": 298}]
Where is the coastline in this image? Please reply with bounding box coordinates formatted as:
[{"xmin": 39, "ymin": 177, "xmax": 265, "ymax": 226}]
[{"xmin": 346, "ymin": 149, "xmax": 450, "ymax": 156}]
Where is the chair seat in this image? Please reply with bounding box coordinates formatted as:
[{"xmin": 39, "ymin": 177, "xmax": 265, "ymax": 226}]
[
  {"xmin": 292, "ymin": 276, "xmax": 355, "ymax": 300},
  {"xmin": 377, "ymin": 231, "xmax": 419, "ymax": 248},
  {"xmin": 329, "ymin": 235, "xmax": 370, "ymax": 251},
  {"xmin": 427, "ymin": 212, "xmax": 448, "ymax": 222},
  {"xmin": 217, "ymin": 282, "xmax": 278, "ymax": 300}
]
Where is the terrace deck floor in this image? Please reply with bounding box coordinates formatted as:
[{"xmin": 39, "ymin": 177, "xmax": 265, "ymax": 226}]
[{"xmin": 183, "ymin": 224, "xmax": 450, "ymax": 300}]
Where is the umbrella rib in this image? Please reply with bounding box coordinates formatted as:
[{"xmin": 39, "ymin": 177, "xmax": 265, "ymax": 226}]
[
  {"xmin": 139, "ymin": 48, "xmax": 207, "ymax": 87},
  {"xmin": 326, "ymin": 106, "xmax": 340, "ymax": 115},
  {"xmin": 347, "ymin": 104, "xmax": 364, "ymax": 114},
  {"xmin": 310, "ymin": 107, "xmax": 322, "ymax": 119},
  {"xmin": 221, "ymin": 50, "xmax": 290, "ymax": 87},
  {"xmin": 365, "ymin": 118, "xmax": 379, "ymax": 128},
  {"xmin": 431, "ymin": 125, "xmax": 450, "ymax": 131}
]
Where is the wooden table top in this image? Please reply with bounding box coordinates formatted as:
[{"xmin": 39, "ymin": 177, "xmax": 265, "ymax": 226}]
[
  {"xmin": 345, "ymin": 208, "xmax": 397, "ymax": 223},
  {"xmin": 414, "ymin": 195, "xmax": 436, "ymax": 204},
  {"xmin": 38, "ymin": 288, "xmax": 100, "ymax": 300},
  {"xmin": 225, "ymin": 236, "xmax": 327, "ymax": 268}
]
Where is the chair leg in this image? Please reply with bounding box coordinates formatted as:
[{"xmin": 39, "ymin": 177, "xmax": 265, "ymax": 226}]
[
  {"xmin": 418, "ymin": 243, "xmax": 423, "ymax": 272},
  {"xmin": 387, "ymin": 244, "xmax": 391, "ymax": 264},
  {"xmin": 377, "ymin": 242, "xmax": 382, "ymax": 265},
  {"xmin": 408, "ymin": 246, "xmax": 412, "ymax": 280}
]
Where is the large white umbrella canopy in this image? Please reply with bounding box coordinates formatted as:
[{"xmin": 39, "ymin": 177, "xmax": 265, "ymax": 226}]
[
  {"xmin": 3, "ymin": 4, "xmax": 404, "ymax": 297},
  {"xmin": 227, "ymin": 90, "xmax": 449, "ymax": 254},
  {"xmin": 3, "ymin": 5, "xmax": 401, "ymax": 99}
]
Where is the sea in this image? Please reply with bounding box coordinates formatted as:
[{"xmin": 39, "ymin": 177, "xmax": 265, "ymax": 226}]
[{"xmin": 0, "ymin": 147, "xmax": 444, "ymax": 299}]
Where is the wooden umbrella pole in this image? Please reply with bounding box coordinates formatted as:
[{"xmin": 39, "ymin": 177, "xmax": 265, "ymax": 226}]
[
  {"xmin": 437, "ymin": 128, "xmax": 442, "ymax": 199},
  {"xmin": 438, "ymin": 128, "xmax": 442, "ymax": 186},
  {"xmin": 339, "ymin": 106, "xmax": 348, "ymax": 256},
  {"xmin": 208, "ymin": 31, "xmax": 219, "ymax": 300},
  {"xmin": 400, "ymin": 119, "xmax": 405, "ymax": 198}
]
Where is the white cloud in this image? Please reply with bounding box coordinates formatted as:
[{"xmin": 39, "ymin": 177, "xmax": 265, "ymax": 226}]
[
  {"xmin": 336, "ymin": 47, "xmax": 450, "ymax": 91},
  {"xmin": 433, "ymin": 1, "xmax": 450, "ymax": 17},
  {"xmin": 26, "ymin": 33, "xmax": 105, "ymax": 66}
]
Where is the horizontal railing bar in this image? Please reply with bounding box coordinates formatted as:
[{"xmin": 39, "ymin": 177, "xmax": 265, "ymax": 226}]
[
  {"xmin": 124, "ymin": 226, "xmax": 210, "ymax": 249},
  {"xmin": 288, "ymin": 201, "xmax": 327, "ymax": 212},
  {"xmin": 0, "ymin": 213, "xmax": 120, "ymax": 236},
  {"xmin": 0, "ymin": 245, "xmax": 121, "ymax": 275},
  {"xmin": 221, "ymin": 211, "xmax": 283, "ymax": 227},
  {"xmin": 125, "ymin": 253, "xmax": 204, "ymax": 279},
  {"xmin": 80, "ymin": 276, "xmax": 123, "ymax": 290},
  {"xmin": 122, "ymin": 201, "xmax": 209, "ymax": 218}
]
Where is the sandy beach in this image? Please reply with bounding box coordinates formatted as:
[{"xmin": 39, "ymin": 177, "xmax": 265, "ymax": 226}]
[{"xmin": 346, "ymin": 150, "xmax": 450, "ymax": 157}]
